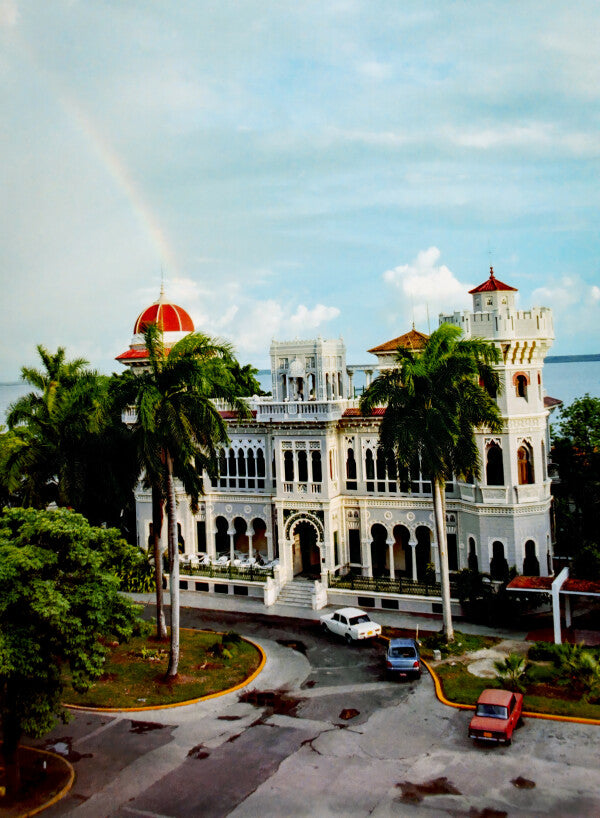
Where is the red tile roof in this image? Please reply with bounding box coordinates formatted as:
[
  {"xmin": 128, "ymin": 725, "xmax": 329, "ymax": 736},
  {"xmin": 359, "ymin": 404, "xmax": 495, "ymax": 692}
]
[
  {"xmin": 368, "ymin": 328, "xmax": 429, "ymax": 355},
  {"xmin": 469, "ymin": 267, "xmax": 518, "ymax": 294},
  {"xmin": 507, "ymin": 576, "xmax": 553, "ymax": 592},
  {"xmin": 342, "ymin": 407, "xmax": 386, "ymax": 417}
]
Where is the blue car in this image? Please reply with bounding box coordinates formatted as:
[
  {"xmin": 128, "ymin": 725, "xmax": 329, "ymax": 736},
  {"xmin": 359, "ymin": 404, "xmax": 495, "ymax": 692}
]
[{"xmin": 385, "ymin": 638, "xmax": 421, "ymax": 679}]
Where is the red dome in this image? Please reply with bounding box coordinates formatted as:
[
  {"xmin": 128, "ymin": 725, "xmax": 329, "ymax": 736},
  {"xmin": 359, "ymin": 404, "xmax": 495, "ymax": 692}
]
[{"xmin": 134, "ymin": 296, "xmax": 194, "ymax": 334}]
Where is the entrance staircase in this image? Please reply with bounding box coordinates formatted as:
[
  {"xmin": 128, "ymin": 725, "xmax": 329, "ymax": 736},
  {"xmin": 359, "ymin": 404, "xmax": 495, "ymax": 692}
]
[{"xmin": 276, "ymin": 578, "xmax": 315, "ymax": 609}]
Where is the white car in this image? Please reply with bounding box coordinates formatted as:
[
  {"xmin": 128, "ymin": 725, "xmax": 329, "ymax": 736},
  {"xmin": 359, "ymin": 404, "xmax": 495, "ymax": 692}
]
[{"xmin": 320, "ymin": 607, "xmax": 382, "ymax": 644}]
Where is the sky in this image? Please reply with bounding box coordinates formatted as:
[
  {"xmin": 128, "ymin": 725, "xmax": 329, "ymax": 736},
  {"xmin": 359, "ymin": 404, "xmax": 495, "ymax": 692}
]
[{"xmin": 1, "ymin": 1, "xmax": 599, "ymax": 380}]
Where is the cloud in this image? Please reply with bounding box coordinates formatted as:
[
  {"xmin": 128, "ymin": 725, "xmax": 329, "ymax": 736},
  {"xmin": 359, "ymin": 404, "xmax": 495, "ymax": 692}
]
[
  {"xmin": 383, "ymin": 247, "xmax": 472, "ymax": 327},
  {"xmin": 0, "ymin": 0, "xmax": 18, "ymax": 27},
  {"xmin": 591, "ymin": 286, "xmax": 600, "ymax": 302},
  {"xmin": 532, "ymin": 277, "xmax": 580, "ymax": 308},
  {"xmin": 211, "ymin": 299, "xmax": 341, "ymax": 363},
  {"xmin": 357, "ymin": 61, "xmax": 392, "ymax": 80}
]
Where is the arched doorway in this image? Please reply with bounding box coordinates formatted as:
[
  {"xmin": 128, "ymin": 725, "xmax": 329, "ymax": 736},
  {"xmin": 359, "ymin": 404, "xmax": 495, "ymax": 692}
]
[
  {"xmin": 370, "ymin": 524, "xmax": 388, "ymax": 577},
  {"xmin": 393, "ymin": 525, "xmax": 410, "ymax": 576},
  {"xmin": 415, "ymin": 526, "xmax": 431, "ymax": 580},
  {"xmin": 292, "ymin": 521, "xmax": 321, "ymax": 577}
]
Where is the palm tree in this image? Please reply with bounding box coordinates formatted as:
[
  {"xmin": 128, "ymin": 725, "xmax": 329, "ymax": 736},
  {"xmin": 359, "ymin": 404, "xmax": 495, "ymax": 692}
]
[
  {"xmin": 5, "ymin": 346, "xmax": 99, "ymax": 507},
  {"xmin": 130, "ymin": 323, "xmax": 249, "ymax": 676},
  {"xmin": 360, "ymin": 323, "xmax": 502, "ymax": 642}
]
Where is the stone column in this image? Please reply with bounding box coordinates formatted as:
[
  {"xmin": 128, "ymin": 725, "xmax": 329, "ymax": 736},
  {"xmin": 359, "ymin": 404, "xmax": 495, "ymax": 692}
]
[
  {"xmin": 205, "ymin": 508, "xmax": 216, "ymax": 560},
  {"xmin": 228, "ymin": 529, "xmax": 235, "ymax": 563},
  {"xmin": 347, "ymin": 370, "xmax": 354, "ymax": 398},
  {"xmin": 265, "ymin": 531, "xmax": 273, "ymax": 562},
  {"xmin": 409, "ymin": 539, "xmax": 418, "ymax": 581},
  {"xmin": 362, "ymin": 537, "xmax": 372, "ymax": 577},
  {"xmin": 387, "ymin": 539, "xmax": 395, "ymax": 580}
]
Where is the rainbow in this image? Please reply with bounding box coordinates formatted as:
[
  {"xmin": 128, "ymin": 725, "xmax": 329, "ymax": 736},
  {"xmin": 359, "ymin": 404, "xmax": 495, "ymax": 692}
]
[{"xmin": 11, "ymin": 29, "xmax": 179, "ymax": 275}]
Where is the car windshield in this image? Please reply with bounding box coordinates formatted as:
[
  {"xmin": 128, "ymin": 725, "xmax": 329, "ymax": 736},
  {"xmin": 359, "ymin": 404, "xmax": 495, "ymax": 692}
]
[
  {"xmin": 349, "ymin": 615, "xmax": 371, "ymax": 625},
  {"xmin": 390, "ymin": 648, "xmax": 416, "ymax": 658},
  {"xmin": 476, "ymin": 703, "xmax": 508, "ymax": 719}
]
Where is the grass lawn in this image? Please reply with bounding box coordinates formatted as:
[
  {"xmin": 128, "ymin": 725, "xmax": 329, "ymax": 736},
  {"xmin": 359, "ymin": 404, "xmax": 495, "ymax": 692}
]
[
  {"xmin": 63, "ymin": 629, "xmax": 262, "ymax": 709},
  {"xmin": 434, "ymin": 657, "xmax": 600, "ymax": 720}
]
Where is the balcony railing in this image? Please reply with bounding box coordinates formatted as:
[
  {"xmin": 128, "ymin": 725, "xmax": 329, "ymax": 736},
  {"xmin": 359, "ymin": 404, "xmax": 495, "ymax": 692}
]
[
  {"xmin": 180, "ymin": 563, "xmax": 273, "ymax": 583},
  {"xmin": 328, "ymin": 571, "xmax": 458, "ymax": 598}
]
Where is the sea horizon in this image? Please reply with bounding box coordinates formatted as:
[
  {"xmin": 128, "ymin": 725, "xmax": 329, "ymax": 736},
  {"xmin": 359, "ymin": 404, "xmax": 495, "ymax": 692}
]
[{"xmin": 2, "ymin": 358, "xmax": 600, "ymax": 424}]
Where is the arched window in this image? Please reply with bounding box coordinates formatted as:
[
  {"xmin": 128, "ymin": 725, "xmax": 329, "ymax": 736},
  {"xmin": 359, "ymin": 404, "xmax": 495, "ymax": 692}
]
[
  {"xmin": 515, "ymin": 374, "xmax": 528, "ymax": 399},
  {"xmin": 486, "ymin": 442, "xmax": 504, "ymax": 486},
  {"xmin": 298, "ymin": 450, "xmax": 308, "ymax": 482},
  {"xmin": 490, "ymin": 541, "xmax": 509, "ymax": 582},
  {"xmin": 218, "ymin": 450, "xmax": 227, "ymax": 488},
  {"xmin": 386, "ymin": 454, "xmax": 397, "ymax": 492},
  {"xmin": 311, "ymin": 450, "xmax": 322, "ymax": 483},
  {"xmin": 517, "ymin": 443, "xmax": 534, "ymax": 485},
  {"xmin": 468, "ymin": 537, "xmax": 478, "ymax": 573},
  {"xmin": 237, "ymin": 448, "xmax": 246, "ymax": 488},
  {"xmin": 376, "ymin": 447, "xmax": 387, "ymax": 492},
  {"xmin": 228, "ymin": 448, "xmax": 237, "ymax": 487},
  {"xmin": 247, "ymin": 449, "xmax": 256, "ymax": 488},
  {"xmin": 346, "ymin": 448, "xmax": 357, "ymax": 484},
  {"xmin": 284, "ymin": 450, "xmax": 294, "ymax": 482},
  {"xmin": 523, "ymin": 540, "xmax": 540, "ymax": 576},
  {"xmin": 257, "ymin": 448, "xmax": 265, "ymax": 489},
  {"xmin": 365, "ymin": 449, "xmax": 375, "ymax": 492}
]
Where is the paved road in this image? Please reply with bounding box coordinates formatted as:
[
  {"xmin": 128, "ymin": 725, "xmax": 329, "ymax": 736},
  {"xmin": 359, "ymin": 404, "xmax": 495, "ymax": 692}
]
[{"xmin": 35, "ymin": 608, "xmax": 600, "ymax": 817}]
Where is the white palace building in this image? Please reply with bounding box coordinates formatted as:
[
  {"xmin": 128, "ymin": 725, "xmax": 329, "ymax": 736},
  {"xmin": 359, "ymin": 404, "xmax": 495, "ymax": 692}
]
[{"xmin": 118, "ymin": 269, "xmax": 559, "ymax": 615}]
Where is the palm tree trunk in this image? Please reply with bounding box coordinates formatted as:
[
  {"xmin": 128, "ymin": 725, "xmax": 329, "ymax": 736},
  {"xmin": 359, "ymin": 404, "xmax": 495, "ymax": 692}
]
[
  {"xmin": 433, "ymin": 477, "xmax": 454, "ymax": 642},
  {"xmin": 165, "ymin": 451, "xmax": 180, "ymax": 677},
  {"xmin": 151, "ymin": 486, "xmax": 167, "ymax": 640}
]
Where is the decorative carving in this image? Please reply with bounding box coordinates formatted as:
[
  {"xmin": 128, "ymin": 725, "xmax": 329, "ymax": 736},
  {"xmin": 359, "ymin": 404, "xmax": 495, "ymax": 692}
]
[
  {"xmin": 309, "ymin": 441, "xmax": 321, "ymax": 449},
  {"xmin": 282, "ymin": 441, "xmax": 292, "ymax": 450}
]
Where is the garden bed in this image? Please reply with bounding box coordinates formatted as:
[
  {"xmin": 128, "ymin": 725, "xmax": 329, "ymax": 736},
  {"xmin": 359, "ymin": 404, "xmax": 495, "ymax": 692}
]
[{"xmin": 63, "ymin": 628, "xmax": 262, "ymax": 709}]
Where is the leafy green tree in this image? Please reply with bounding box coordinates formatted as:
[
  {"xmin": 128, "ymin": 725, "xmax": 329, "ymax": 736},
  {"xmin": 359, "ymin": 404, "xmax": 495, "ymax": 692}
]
[
  {"xmin": 551, "ymin": 394, "xmax": 600, "ymax": 576},
  {"xmin": 360, "ymin": 323, "xmax": 502, "ymax": 642},
  {"xmin": 228, "ymin": 362, "xmax": 266, "ymax": 396},
  {"xmin": 0, "ymin": 507, "xmax": 141, "ymax": 796},
  {"xmin": 129, "ymin": 324, "xmax": 249, "ymax": 676},
  {"xmin": 493, "ymin": 653, "xmax": 528, "ymax": 692}
]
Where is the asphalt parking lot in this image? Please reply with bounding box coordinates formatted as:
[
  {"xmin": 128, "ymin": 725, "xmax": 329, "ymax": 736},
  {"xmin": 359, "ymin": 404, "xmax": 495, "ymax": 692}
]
[{"xmin": 33, "ymin": 607, "xmax": 600, "ymax": 817}]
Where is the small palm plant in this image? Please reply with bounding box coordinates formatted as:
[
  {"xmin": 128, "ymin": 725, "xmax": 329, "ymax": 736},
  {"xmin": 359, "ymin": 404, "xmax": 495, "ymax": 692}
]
[
  {"xmin": 558, "ymin": 643, "xmax": 600, "ymax": 700},
  {"xmin": 493, "ymin": 653, "xmax": 528, "ymax": 693}
]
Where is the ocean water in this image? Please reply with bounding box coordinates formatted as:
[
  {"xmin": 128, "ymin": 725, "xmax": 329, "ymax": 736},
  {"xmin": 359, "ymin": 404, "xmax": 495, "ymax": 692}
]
[{"xmin": 2, "ymin": 360, "xmax": 599, "ymax": 424}]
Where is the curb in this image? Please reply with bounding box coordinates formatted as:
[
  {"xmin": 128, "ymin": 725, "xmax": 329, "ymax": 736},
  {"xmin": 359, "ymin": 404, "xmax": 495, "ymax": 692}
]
[
  {"xmin": 64, "ymin": 631, "xmax": 266, "ymax": 713},
  {"xmin": 14, "ymin": 747, "xmax": 75, "ymax": 818},
  {"xmin": 423, "ymin": 658, "xmax": 600, "ymax": 725}
]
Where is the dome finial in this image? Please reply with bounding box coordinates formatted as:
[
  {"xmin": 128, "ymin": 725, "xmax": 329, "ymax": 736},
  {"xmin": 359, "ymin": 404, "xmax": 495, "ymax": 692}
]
[{"xmin": 490, "ymin": 265, "xmax": 495, "ymax": 278}]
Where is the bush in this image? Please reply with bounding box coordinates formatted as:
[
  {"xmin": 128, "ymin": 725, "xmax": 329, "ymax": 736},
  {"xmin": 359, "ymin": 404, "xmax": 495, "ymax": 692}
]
[
  {"xmin": 528, "ymin": 641, "xmax": 564, "ymax": 664},
  {"xmin": 223, "ymin": 630, "xmax": 242, "ymax": 645},
  {"xmin": 493, "ymin": 653, "xmax": 528, "ymax": 692}
]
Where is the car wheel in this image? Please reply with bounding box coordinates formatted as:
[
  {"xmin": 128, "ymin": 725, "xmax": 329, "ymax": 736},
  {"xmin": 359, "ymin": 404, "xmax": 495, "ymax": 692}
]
[
  {"xmin": 345, "ymin": 633, "xmax": 353, "ymax": 645},
  {"xmin": 505, "ymin": 737, "xmax": 512, "ymax": 746},
  {"xmin": 321, "ymin": 621, "xmax": 329, "ymax": 633},
  {"xmin": 516, "ymin": 716, "xmax": 524, "ymax": 729},
  {"xmin": 413, "ymin": 670, "xmax": 421, "ymax": 680}
]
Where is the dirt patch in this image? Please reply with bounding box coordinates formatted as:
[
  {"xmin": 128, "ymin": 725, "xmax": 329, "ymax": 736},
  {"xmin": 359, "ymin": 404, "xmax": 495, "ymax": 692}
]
[
  {"xmin": 339, "ymin": 708, "xmax": 360, "ymax": 720},
  {"xmin": 128, "ymin": 721, "xmax": 167, "ymax": 735},
  {"xmin": 238, "ymin": 688, "xmax": 303, "ymax": 717},
  {"xmin": 43, "ymin": 737, "xmax": 92, "ymax": 763},
  {"xmin": 527, "ymin": 683, "xmax": 580, "ymax": 701},
  {"xmin": 276, "ymin": 639, "xmax": 308, "ymax": 655},
  {"xmin": 187, "ymin": 744, "xmax": 210, "ymax": 759},
  {"xmin": 396, "ymin": 776, "xmax": 461, "ymax": 803},
  {"xmin": 512, "ymin": 776, "xmax": 535, "ymax": 789},
  {"xmin": 217, "ymin": 715, "xmax": 242, "ymax": 721}
]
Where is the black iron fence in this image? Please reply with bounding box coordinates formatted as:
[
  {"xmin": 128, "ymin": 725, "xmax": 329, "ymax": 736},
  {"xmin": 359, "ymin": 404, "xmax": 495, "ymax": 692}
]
[
  {"xmin": 179, "ymin": 563, "xmax": 273, "ymax": 583},
  {"xmin": 328, "ymin": 571, "xmax": 457, "ymax": 598}
]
